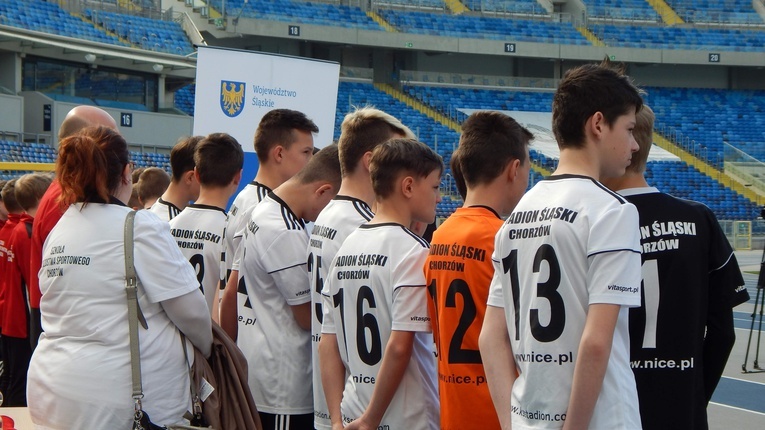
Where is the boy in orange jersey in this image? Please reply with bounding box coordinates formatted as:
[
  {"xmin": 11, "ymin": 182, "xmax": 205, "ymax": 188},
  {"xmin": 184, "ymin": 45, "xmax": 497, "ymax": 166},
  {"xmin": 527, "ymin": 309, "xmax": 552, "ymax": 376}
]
[{"xmin": 425, "ymin": 111, "xmax": 533, "ymax": 430}]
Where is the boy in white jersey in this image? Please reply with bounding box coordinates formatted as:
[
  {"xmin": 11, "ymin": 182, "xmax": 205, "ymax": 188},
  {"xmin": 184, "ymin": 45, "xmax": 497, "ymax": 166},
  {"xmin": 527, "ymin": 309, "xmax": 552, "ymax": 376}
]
[
  {"xmin": 148, "ymin": 135, "xmax": 202, "ymax": 221},
  {"xmin": 221, "ymin": 109, "xmax": 318, "ymax": 339},
  {"xmin": 480, "ymin": 62, "xmax": 644, "ymax": 429},
  {"xmin": 319, "ymin": 138, "xmax": 442, "ymax": 430},
  {"xmin": 137, "ymin": 167, "xmax": 170, "ymax": 209},
  {"xmin": 237, "ymin": 144, "xmax": 340, "ymax": 430},
  {"xmin": 308, "ymin": 107, "xmax": 414, "ymax": 430},
  {"xmin": 169, "ymin": 133, "xmax": 243, "ymax": 319}
]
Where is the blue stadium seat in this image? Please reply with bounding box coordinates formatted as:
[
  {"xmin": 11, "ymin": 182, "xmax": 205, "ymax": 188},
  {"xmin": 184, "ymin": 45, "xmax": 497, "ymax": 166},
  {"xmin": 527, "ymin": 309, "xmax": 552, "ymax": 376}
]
[
  {"xmin": 207, "ymin": 0, "xmax": 384, "ymax": 31},
  {"xmin": 0, "ymin": 0, "xmax": 126, "ymax": 47}
]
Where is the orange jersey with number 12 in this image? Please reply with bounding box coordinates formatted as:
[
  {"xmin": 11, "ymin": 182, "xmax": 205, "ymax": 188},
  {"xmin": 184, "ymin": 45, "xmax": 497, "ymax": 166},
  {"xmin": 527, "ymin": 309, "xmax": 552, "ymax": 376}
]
[{"xmin": 425, "ymin": 206, "xmax": 502, "ymax": 430}]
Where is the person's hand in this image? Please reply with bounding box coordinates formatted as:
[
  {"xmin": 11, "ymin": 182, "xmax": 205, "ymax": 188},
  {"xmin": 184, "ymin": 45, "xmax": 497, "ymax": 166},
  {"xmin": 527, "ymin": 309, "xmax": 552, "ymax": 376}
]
[
  {"xmin": 344, "ymin": 416, "xmax": 378, "ymax": 430},
  {"xmin": 331, "ymin": 422, "xmax": 345, "ymax": 430}
]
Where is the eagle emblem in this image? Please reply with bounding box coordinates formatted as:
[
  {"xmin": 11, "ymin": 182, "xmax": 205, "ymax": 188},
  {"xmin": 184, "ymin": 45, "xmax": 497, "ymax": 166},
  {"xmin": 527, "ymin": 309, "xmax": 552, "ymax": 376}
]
[{"xmin": 220, "ymin": 81, "xmax": 246, "ymax": 117}]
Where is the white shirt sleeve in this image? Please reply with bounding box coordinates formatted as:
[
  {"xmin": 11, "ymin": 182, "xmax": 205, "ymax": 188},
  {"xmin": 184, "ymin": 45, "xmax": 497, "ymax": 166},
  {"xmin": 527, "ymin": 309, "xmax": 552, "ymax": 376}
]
[
  {"xmin": 486, "ymin": 261, "xmax": 505, "ymax": 308},
  {"xmin": 587, "ymin": 203, "xmax": 642, "ymax": 307},
  {"xmin": 321, "ymin": 287, "xmax": 336, "ymax": 334},
  {"xmin": 390, "ymin": 245, "xmax": 430, "ymax": 332},
  {"xmin": 264, "ymin": 230, "xmax": 310, "ymax": 305},
  {"xmin": 133, "ymin": 211, "xmax": 200, "ymax": 303}
]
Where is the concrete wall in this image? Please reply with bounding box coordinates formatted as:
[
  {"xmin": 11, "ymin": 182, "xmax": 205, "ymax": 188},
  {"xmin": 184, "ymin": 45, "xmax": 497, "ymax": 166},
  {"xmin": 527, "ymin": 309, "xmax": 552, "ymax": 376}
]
[
  {"xmin": 0, "ymin": 94, "xmax": 23, "ymax": 134},
  {"xmin": 21, "ymin": 92, "xmax": 193, "ymax": 148},
  {"xmin": 629, "ymin": 64, "xmax": 729, "ymax": 88},
  {"xmin": 0, "ymin": 52, "xmax": 21, "ymax": 93}
]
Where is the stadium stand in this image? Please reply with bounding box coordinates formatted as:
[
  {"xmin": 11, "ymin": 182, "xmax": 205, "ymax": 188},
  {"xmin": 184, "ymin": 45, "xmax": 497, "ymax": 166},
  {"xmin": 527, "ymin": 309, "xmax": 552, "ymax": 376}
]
[
  {"xmin": 403, "ymin": 84, "xmax": 553, "ymax": 123},
  {"xmin": 84, "ymin": 9, "xmax": 195, "ymax": 55},
  {"xmin": 462, "ymin": 0, "xmax": 550, "ymax": 15},
  {"xmin": 130, "ymin": 150, "xmax": 171, "ymax": 171},
  {"xmin": 666, "ymin": 0, "xmax": 763, "ymax": 25},
  {"xmin": 0, "ymin": 0, "xmax": 126, "ymax": 46},
  {"xmin": 646, "ymin": 161, "xmax": 760, "ymax": 220},
  {"xmin": 644, "ymin": 87, "xmax": 765, "ymax": 167},
  {"xmin": 588, "ymin": 24, "xmax": 765, "ymax": 51},
  {"xmin": 175, "ymin": 84, "xmax": 196, "ymax": 116},
  {"xmin": 0, "ymin": 141, "xmax": 56, "ymax": 164},
  {"xmin": 207, "ymin": 0, "xmax": 384, "ymax": 31},
  {"xmin": 376, "ymin": 0, "xmax": 446, "ymax": 9},
  {"xmin": 379, "ymin": 10, "xmax": 590, "ymax": 44},
  {"xmin": 581, "ymin": 0, "xmax": 660, "ymax": 21},
  {"xmin": 0, "ymin": 138, "xmax": 170, "ymax": 178}
]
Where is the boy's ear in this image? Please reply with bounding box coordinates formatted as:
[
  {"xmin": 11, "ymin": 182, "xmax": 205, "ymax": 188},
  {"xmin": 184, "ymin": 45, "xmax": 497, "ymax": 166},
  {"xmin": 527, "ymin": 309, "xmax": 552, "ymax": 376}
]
[
  {"xmin": 272, "ymin": 145, "xmax": 284, "ymax": 163},
  {"xmin": 401, "ymin": 175, "xmax": 415, "ymax": 198},
  {"xmin": 589, "ymin": 111, "xmax": 606, "ymax": 139},
  {"xmin": 315, "ymin": 182, "xmax": 333, "ymax": 197},
  {"xmin": 361, "ymin": 151, "xmax": 373, "ymax": 172},
  {"xmin": 506, "ymin": 159, "xmax": 521, "ymax": 183},
  {"xmin": 184, "ymin": 169, "xmax": 197, "ymax": 185},
  {"xmin": 232, "ymin": 169, "xmax": 243, "ymax": 187}
]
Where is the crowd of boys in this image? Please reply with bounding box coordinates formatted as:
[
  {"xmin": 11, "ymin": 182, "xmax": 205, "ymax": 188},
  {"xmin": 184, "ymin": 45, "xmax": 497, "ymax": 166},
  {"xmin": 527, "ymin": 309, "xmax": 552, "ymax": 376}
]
[{"xmin": 0, "ymin": 60, "xmax": 749, "ymax": 430}]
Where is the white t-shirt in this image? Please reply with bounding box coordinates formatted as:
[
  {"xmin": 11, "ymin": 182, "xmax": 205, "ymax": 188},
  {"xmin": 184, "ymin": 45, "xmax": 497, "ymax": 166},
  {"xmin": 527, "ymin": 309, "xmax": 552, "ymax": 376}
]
[
  {"xmin": 308, "ymin": 196, "xmax": 373, "ymax": 429},
  {"xmin": 321, "ymin": 223, "xmax": 439, "ymax": 430},
  {"xmin": 148, "ymin": 197, "xmax": 182, "ymax": 222},
  {"xmin": 237, "ymin": 194, "xmax": 312, "ymax": 415},
  {"xmin": 169, "ymin": 203, "xmax": 228, "ymax": 315},
  {"xmin": 487, "ymin": 174, "xmax": 642, "ymax": 430},
  {"xmin": 28, "ymin": 203, "xmax": 201, "ymax": 429},
  {"xmin": 225, "ymin": 180, "xmax": 271, "ymax": 272}
]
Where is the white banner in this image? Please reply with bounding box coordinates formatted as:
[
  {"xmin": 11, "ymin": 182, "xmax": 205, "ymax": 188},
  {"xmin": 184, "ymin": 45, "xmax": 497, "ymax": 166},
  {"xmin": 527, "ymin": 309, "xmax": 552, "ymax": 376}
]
[{"xmin": 194, "ymin": 46, "xmax": 340, "ymax": 151}]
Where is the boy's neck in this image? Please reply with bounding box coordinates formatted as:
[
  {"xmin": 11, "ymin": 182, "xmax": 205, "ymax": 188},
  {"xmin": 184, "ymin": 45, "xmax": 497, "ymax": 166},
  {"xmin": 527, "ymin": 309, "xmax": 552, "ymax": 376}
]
[
  {"xmin": 194, "ymin": 186, "xmax": 232, "ymax": 210},
  {"xmin": 160, "ymin": 182, "xmax": 190, "ymax": 210},
  {"xmin": 272, "ymin": 179, "xmax": 307, "ymax": 220},
  {"xmin": 254, "ymin": 165, "xmax": 285, "ymax": 191},
  {"xmin": 337, "ymin": 172, "xmax": 375, "ymax": 207},
  {"xmin": 601, "ymin": 172, "xmax": 649, "ymax": 192},
  {"xmin": 462, "ymin": 182, "xmax": 509, "ymax": 217},
  {"xmin": 553, "ymin": 147, "xmax": 600, "ymax": 181},
  {"xmin": 369, "ymin": 198, "xmax": 411, "ymax": 227}
]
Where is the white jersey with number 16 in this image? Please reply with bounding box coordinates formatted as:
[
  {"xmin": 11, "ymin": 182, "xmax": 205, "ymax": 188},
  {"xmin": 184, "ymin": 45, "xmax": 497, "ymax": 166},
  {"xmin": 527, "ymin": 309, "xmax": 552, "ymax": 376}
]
[{"xmin": 321, "ymin": 223, "xmax": 439, "ymax": 430}]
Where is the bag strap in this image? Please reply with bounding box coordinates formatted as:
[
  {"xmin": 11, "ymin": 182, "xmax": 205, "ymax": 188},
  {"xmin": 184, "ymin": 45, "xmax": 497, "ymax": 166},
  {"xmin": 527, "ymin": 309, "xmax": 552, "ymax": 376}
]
[
  {"xmin": 124, "ymin": 211, "xmax": 148, "ymax": 414},
  {"xmin": 180, "ymin": 333, "xmax": 203, "ymax": 420}
]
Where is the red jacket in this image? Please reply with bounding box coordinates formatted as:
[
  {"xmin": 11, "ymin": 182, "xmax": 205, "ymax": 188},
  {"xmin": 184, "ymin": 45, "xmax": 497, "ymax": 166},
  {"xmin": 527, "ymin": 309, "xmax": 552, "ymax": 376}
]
[{"xmin": 3, "ymin": 214, "xmax": 33, "ymax": 338}]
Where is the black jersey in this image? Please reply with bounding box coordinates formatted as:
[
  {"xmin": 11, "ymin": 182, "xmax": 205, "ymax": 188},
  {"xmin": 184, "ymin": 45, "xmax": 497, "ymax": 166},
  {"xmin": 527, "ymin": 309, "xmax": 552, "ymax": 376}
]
[{"xmin": 621, "ymin": 187, "xmax": 749, "ymax": 430}]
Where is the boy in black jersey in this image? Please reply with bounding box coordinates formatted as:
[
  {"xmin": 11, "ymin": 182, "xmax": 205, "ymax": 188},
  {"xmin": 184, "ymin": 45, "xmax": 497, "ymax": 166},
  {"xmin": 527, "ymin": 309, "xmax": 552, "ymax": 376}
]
[{"xmin": 602, "ymin": 105, "xmax": 749, "ymax": 430}]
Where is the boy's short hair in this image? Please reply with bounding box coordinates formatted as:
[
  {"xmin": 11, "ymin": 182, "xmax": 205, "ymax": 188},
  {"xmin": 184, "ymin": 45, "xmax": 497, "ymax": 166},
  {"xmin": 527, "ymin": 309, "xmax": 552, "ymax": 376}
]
[
  {"xmin": 370, "ymin": 138, "xmax": 444, "ymax": 199},
  {"xmin": 254, "ymin": 109, "xmax": 319, "ymax": 163},
  {"xmin": 137, "ymin": 167, "xmax": 171, "ymax": 204},
  {"xmin": 294, "ymin": 143, "xmax": 341, "ymax": 190},
  {"xmin": 455, "ymin": 111, "xmax": 533, "ymax": 189},
  {"xmin": 450, "ymin": 150, "xmax": 467, "ymax": 200},
  {"xmin": 14, "ymin": 173, "xmax": 53, "ymax": 212},
  {"xmin": 552, "ymin": 61, "xmax": 643, "ymax": 149},
  {"xmin": 0, "ymin": 179, "xmax": 7, "ymax": 203},
  {"xmin": 170, "ymin": 135, "xmax": 203, "ymax": 182},
  {"xmin": 131, "ymin": 167, "xmax": 146, "ymax": 184},
  {"xmin": 1, "ymin": 179, "xmax": 21, "ymax": 213},
  {"xmin": 337, "ymin": 107, "xmax": 415, "ymax": 177},
  {"xmin": 627, "ymin": 105, "xmax": 655, "ymax": 175},
  {"xmin": 195, "ymin": 133, "xmax": 245, "ymax": 188}
]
